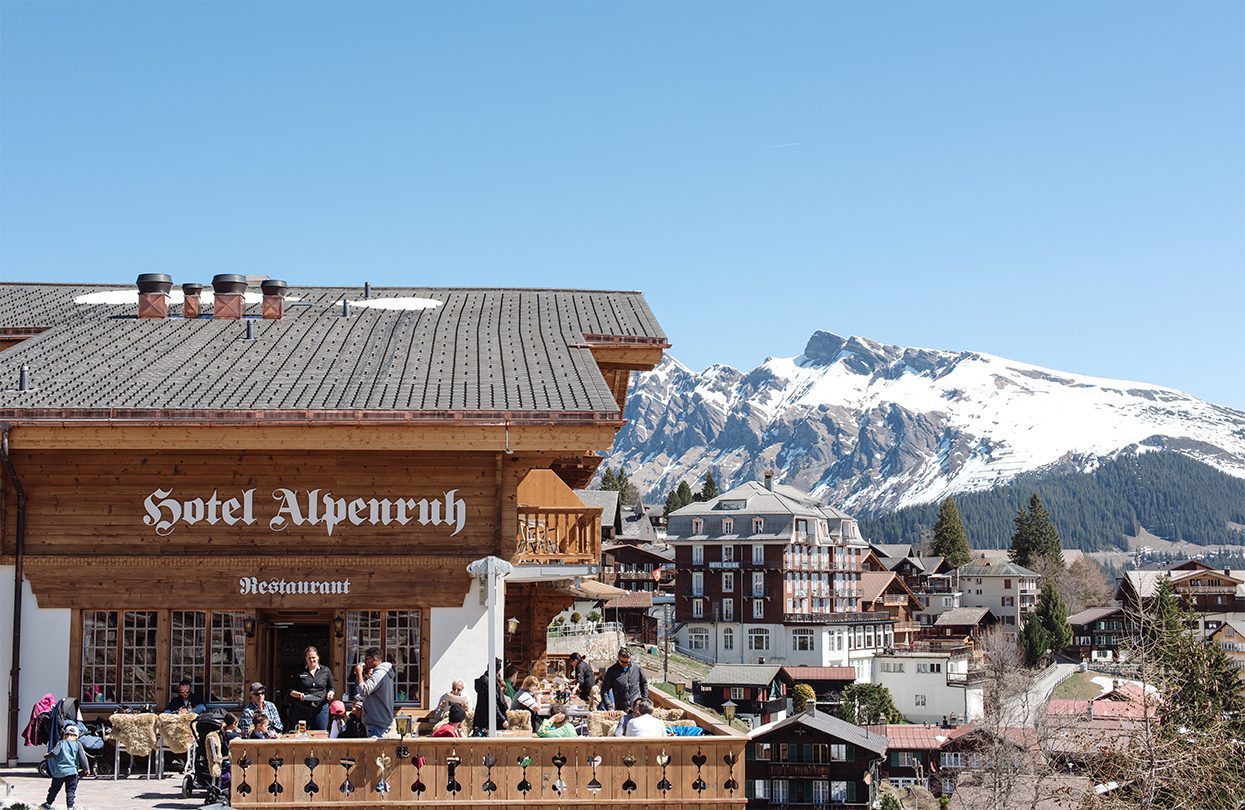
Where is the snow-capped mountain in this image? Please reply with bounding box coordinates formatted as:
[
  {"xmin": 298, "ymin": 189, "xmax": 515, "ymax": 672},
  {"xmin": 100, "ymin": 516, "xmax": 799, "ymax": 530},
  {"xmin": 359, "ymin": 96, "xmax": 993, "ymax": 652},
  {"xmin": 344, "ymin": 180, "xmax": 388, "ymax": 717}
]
[{"xmin": 606, "ymin": 331, "xmax": 1245, "ymax": 514}]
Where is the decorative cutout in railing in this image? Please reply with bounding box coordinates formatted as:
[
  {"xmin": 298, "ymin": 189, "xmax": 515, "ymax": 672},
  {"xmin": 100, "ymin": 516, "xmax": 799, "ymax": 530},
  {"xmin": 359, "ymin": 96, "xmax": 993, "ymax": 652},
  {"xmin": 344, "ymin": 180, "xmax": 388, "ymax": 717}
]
[{"xmin": 230, "ymin": 737, "xmax": 747, "ymax": 806}]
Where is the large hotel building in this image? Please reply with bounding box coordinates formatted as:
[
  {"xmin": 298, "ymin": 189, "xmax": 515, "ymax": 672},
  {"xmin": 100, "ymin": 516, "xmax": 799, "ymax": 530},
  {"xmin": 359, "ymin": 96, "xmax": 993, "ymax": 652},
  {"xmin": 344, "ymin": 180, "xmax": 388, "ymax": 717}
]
[{"xmin": 0, "ymin": 277, "xmax": 667, "ymax": 765}]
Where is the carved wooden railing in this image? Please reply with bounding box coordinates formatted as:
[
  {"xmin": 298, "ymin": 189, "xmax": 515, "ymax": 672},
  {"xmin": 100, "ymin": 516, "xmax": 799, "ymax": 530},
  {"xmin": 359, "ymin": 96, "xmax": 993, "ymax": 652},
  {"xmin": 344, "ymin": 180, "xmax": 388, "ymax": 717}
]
[
  {"xmin": 229, "ymin": 735, "xmax": 746, "ymax": 807},
  {"xmin": 515, "ymin": 505, "xmax": 600, "ymax": 565}
]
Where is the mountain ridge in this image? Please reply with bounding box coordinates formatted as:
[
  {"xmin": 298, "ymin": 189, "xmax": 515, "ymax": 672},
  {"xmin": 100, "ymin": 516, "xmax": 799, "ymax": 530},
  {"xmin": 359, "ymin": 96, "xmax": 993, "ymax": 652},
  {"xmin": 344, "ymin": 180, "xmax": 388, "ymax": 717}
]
[{"xmin": 606, "ymin": 330, "xmax": 1245, "ymax": 519}]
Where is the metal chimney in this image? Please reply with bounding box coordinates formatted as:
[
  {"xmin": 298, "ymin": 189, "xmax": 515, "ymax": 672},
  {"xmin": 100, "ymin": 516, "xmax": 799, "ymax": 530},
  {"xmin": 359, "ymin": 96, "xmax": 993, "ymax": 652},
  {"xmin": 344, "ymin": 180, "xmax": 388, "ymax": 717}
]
[
  {"xmin": 764, "ymin": 470, "xmax": 775, "ymax": 491},
  {"xmin": 261, "ymin": 279, "xmax": 288, "ymax": 320},
  {"xmin": 182, "ymin": 283, "xmax": 203, "ymax": 319},
  {"xmin": 136, "ymin": 274, "xmax": 173, "ymax": 320},
  {"xmin": 212, "ymin": 274, "xmax": 248, "ymax": 320}
]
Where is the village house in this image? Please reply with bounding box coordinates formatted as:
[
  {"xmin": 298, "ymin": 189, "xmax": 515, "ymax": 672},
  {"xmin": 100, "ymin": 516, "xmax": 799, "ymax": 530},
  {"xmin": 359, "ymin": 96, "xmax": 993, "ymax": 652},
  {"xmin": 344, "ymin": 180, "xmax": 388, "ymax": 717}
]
[
  {"xmin": 1064, "ymin": 605, "xmax": 1130, "ymax": 663},
  {"xmin": 1116, "ymin": 561, "xmax": 1245, "ymax": 615},
  {"xmin": 956, "ymin": 556, "xmax": 1041, "ymax": 632},
  {"xmin": 699, "ymin": 663, "xmax": 795, "ymax": 727},
  {"xmin": 746, "ymin": 707, "xmax": 889, "ymax": 808}
]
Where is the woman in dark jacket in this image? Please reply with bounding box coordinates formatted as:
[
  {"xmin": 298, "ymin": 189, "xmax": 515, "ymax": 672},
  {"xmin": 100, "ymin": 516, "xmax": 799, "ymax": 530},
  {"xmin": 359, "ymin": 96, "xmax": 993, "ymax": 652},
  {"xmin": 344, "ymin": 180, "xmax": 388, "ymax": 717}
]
[
  {"xmin": 288, "ymin": 646, "xmax": 336, "ymax": 730},
  {"xmin": 471, "ymin": 660, "xmax": 510, "ymax": 736}
]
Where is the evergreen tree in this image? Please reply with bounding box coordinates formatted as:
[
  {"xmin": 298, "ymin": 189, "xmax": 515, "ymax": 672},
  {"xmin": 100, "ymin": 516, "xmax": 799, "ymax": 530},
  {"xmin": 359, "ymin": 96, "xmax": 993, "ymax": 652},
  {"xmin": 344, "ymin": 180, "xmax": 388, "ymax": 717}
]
[
  {"xmin": 930, "ymin": 497, "xmax": 972, "ymax": 567},
  {"xmin": 792, "ymin": 683, "xmax": 816, "ymax": 714},
  {"xmin": 701, "ymin": 471, "xmax": 721, "ymax": 501},
  {"xmin": 1035, "ymin": 581, "xmax": 1071, "ymax": 654},
  {"xmin": 664, "ymin": 489, "xmax": 682, "ymax": 517},
  {"xmin": 1009, "ymin": 493, "xmax": 1064, "ymax": 568},
  {"xmin": 676, "ymin": 480, "xmax": 694, "ymax": 509},
  {"xmin": 836, "ymin": 683, "xmax": 902, "ymax": 724},
  {"xmin": 599, "ymin": 467, "xmax": 618, "ymax": 491},
  {"xmin": 1019, "ymin": 614, "xmax": 1049, "ymax": 667}
]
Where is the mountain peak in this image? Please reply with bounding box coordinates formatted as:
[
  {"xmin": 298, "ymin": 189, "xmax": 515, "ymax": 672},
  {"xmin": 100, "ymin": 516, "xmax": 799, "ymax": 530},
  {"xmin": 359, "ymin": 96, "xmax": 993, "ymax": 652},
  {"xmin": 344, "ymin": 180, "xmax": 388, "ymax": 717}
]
[{"xmin": 802, "ymin": 330, "xmax": 899, "ymax": 370}]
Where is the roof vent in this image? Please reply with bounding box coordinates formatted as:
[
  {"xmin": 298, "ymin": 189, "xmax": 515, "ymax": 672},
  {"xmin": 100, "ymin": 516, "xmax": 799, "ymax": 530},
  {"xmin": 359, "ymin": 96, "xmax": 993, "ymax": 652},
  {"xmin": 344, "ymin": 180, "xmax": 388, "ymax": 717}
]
[
  {"xmin": 182, "ymin": 283, "xmax": 204, "ymax": 319},
  {"xmin": 363, "ymin": 281, "xmax": 372, "ymax": 299},
  {"xmin": 17, "ymin": 364, "xmax": 33, "ymax": 392},
  {"xmin": 764, "ymin": 470, "xmax": 775, "ymax": 491},
  {"xmin": 136, "ymin": 274, "xmax": 173, "ymax": 320},
  {"xmin": 245, "ymin": 320, "xmax": 257, "ymax": 341},
  {"xmin": 342, "ymin": 299, "xmax": 352, "ymax": 318},
  {"xmin": 212, "ymin": 274, "xmax": 248, "ymax": 320},
  {"xmin": 261, "ymin": 279, "xmax": 288, "ymax": 320}
]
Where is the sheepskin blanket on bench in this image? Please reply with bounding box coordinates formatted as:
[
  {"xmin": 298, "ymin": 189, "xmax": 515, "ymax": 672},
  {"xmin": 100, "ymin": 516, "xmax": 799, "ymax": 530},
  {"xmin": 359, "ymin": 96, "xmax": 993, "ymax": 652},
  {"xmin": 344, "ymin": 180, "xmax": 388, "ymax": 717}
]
[
  {"xmin": 462, "ymin": 709, "xmax": 532, "ymax": 733},
  {"xmin": 109, "ymin": 713, "xmax": 158, "ymax": 757},
  {"xmin": 585, "ymin": 707, "xmax": 688, "ymax": 737},
  {"xmin": 157, "ymin": 711, "xmax": 198, "ymax": 754}
]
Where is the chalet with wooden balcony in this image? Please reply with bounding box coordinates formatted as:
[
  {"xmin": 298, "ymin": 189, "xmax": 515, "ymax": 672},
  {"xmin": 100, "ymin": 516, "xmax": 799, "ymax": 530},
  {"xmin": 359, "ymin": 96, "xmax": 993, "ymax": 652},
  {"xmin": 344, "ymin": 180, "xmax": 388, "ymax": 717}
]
[
  {"xmin": 699, "ymin": 663, "xmax": 795, "ymax": 726},
  {"xmin": 0, "ymin": 278, "xmax": 677, "ymax": 775},
  {"xmin": 859, "ymin": 570, "xmax": 923, "ymax": 645},
  {"xmin": 1116, "ymin": 561, "xmax": 1245, "ymax": 615},
  {"xmin": 746, "ymin": 708, "xmax": 888, "ymax": 808},
  {"xmin": 1064, "ymin": 605, "xmax": 1131, "ymax": 663}
]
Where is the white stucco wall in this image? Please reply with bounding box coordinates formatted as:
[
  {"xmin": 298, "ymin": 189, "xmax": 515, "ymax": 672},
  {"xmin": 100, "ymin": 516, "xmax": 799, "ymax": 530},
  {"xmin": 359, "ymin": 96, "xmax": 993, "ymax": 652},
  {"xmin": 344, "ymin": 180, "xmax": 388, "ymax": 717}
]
[
  {"xmin": 872, "ymin": 653, "xmax": 971, "ymax": 724},
  {"xmin": 0, "ymin": 569, "xmax": 71, "ymax": 765},
  {"xmin": 427, "ymin": 577, "xmax": 498, "ymax": 711}
]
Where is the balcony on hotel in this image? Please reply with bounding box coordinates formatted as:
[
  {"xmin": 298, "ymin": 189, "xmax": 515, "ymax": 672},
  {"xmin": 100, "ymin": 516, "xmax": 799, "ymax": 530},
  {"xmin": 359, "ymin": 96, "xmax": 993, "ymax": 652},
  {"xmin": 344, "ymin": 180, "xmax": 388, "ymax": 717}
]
[{"xmin": 513, "ymin": 470, "xmax": 603, "ymax": 567}]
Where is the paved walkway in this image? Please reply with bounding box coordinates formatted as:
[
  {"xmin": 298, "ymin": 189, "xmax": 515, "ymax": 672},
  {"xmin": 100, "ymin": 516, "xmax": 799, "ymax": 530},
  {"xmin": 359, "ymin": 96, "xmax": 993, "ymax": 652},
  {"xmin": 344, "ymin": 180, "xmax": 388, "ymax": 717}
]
[{"xmin": 2, "ymin": 767, "xmax": 207, "ymax": 810}]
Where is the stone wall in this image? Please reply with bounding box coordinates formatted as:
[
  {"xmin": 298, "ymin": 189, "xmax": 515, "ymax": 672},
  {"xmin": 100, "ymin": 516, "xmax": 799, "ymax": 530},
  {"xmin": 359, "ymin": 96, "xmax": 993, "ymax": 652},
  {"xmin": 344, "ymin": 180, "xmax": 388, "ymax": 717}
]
[{"xmin": 546, "ymin": 628, "xmax": 626, "ymax": 665}]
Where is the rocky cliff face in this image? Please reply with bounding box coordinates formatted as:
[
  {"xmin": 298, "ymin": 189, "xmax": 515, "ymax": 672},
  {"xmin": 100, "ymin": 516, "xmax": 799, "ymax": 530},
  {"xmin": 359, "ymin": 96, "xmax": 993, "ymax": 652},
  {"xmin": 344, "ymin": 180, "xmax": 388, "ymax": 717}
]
[{"xmin": 605, "ymin": 331, "xmax": 1245, "ymax": 514}]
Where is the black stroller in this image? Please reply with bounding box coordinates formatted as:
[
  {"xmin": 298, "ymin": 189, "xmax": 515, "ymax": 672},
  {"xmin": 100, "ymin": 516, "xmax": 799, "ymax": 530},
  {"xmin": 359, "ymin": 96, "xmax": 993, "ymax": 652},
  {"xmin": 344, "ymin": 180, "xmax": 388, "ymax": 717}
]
[
  {"xmin": 37, "ymin": 697, "xmax": 110, "ymax": 777},
  {"xmin": 181, "ymin": 708, "xmax": 231, "ymax": 805}
]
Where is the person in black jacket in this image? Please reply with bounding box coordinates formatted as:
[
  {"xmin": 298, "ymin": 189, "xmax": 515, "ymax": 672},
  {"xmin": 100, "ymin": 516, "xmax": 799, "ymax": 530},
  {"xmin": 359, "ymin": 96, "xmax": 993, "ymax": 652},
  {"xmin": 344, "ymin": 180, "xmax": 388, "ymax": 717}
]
[
  {"xmin": 600, "ymin": 647, "xmax": 648, "ymax": 710},
  {"xmin": 568, "ymin": 652, "xmax": 596, "ymax": 701},
  {"xmin": 472, "ymin": 659, "xmax": 510, "ymax": 736}
]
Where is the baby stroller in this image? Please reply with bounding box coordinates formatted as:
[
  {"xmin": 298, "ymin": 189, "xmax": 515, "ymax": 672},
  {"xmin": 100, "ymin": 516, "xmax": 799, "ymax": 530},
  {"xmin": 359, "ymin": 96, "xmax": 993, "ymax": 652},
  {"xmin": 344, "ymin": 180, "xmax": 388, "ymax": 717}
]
[
  {"xmin": 181, "ymin": 708, "xmax": 230, "ymax": 805},
  {"xmin": 37, "ymin": 697, "xmax": 109, "ymax": 777}
]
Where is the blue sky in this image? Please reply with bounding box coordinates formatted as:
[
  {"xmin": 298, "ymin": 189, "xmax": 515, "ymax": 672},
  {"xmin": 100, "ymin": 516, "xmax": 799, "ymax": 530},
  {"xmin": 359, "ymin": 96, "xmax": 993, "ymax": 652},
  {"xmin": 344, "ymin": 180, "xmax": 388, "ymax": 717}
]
[{"xmin": 2, "ymin": 1, "xmax": 1242, "ymax": 407}]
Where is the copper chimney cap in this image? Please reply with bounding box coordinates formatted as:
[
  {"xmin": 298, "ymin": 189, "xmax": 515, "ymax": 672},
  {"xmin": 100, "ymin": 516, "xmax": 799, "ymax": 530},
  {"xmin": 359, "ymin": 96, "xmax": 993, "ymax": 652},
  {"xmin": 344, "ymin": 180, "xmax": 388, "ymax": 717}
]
[
  {"xmin": 212, "ymin": 274, "xmax": 248, "ymax": 294},
  {"xmin": 136, "ymin": 273, "xmax": 173, "ymax": 294}
]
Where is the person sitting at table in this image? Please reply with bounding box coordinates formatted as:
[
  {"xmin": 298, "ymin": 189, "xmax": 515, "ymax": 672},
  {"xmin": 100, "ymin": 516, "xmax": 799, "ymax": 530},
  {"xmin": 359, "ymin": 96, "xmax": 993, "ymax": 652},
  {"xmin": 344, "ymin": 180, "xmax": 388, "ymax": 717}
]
[
  {"xmin": 165, "ymin": 679, "xmax": 206, "ymax": 714},
  {"xmin": 249, "ymin": 713, "xmax": 276, "ymax": 739},
  {"xmin": 613, "ymin": 697, "xmax": 643, "ymax": 737},
  {"xmin": 430, "ymin": 704, "xmax": 467, "ymax": 738},
  {"xmin": 220, "ymin": 712, "xmax": 242, "ymax": 756},
  {"xmin": 512, "ymin": 676, "xmax": 542, "ymax": 732},
  {"xmin": 239, "ymin": 682, "xmax": 283, "ymax": 736},
  {"xmin": 327, "ymin": 701, "xmax": 349, "ymax": 739},
  {"xmin": 428, "ymin": 680, "xmax": 469, "ymax": 725},
  {"xmin": 536, "ymin": 705, "xmax": 578, "ymax": 738},
  {"xmin": 622, "ymin": 699, "xmax": 666, "ymax": 738}
]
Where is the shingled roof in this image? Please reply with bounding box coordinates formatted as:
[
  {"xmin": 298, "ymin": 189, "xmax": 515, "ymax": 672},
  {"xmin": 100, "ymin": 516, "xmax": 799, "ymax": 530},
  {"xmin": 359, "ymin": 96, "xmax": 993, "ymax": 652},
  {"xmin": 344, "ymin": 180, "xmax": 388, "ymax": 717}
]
[{"xmin": 0, "ymin": 284, "xmax": 666, "ymax": 421}]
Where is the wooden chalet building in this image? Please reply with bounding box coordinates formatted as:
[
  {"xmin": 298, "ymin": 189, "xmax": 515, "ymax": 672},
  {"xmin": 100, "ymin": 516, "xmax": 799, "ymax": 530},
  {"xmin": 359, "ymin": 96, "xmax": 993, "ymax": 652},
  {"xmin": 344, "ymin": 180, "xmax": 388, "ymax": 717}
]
[
  {"xmin": 746, "ymin": 708, "xmax": 888, "ymax": 808},
  {"xmin": 1117, "ymin": 561, "xmax": 1245, "ymax": 615},
  {"xmin": 700, "ymin": 663, "xmax": 794, "ymax": 727},
  {"xmin": 1064, "ymin": 605, "xmax": 1130, "ymax": 663},
  {"xmin": 0, "ymin": 278, "xmax": 671, "ymax": 765},
  {"xmin": 601, "ymin": 540, "xmax": 675, "ymax": 595},
  {"xmin": 859, "ymin": 570, "xmax": 923, "ymax": 646}
]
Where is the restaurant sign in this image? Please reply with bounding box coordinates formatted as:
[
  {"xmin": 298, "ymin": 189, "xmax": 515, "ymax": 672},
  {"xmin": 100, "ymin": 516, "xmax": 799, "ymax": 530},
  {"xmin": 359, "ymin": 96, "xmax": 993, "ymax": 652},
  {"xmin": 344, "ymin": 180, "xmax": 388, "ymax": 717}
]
[
  {"xmin": 239, "ymin": 577, "xmax": 352, "ymax": 595},
  {"xmin": 143, "ymin": 487, "xmax": 468, "ymax": 537}
]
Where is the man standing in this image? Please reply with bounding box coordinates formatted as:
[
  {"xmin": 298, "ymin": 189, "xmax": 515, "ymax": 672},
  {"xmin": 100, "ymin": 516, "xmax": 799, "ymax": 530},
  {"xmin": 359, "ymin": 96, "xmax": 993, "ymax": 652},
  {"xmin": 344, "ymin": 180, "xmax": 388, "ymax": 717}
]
[
  {"xmin": 568, "ymin": 652, "xmax": 596, "ymax": 701},
  {"xmin": 238, "ymin": 683, "xmax": 283, "ymax": 735},
  {"xmin": 353, "ymin": 647, "xmax": 396, "ymax": 738},
  {"xmin": 601, "ymin": 647, "xmax": 648, "ymax": 710}
]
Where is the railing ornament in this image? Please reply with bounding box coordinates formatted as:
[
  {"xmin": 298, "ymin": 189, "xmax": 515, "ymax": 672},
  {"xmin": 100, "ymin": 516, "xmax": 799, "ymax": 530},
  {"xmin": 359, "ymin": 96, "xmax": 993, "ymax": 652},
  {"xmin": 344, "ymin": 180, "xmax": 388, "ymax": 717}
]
[
  {"xmin": 656, "ymin": 749, "xmax": 673, "ymax": 794},
  {"xmin": 302, "ymin": 754, "xmax": 320, "ymax": 795},
  {"xmin": 338, "ymin": 756, "xmax": 356, "ymax": 796},
  {"xmin": 411, "ymin": 755, "xmax": 427, "ymax": 795},
  {"xmin": 516, "ymin": 753, "xmax": 533, "ymax": 794},
  {"xmin": 551, "ymin": 751, "xmax": 569, "ymax": 793},
  {"xmin": 482, "ymin": 752, "xmax": 498, "ymax": 793},
  {"xmin": 446, "ymin": 750, "xmax": 463, "ymax": 794},
  {"xmin": 375, "ymin": 751, "xmax": 392, "ymax": 794},
  {"xmin": 267, "ymin": 756, "xmax": 284, "ymax": 796},
  {"xmin": 621, "ymin": 753, "xmax": 638, "ymax": 793},
  {"xmin": 587, "ymin": 753, "xmax": 603, "ymax": 794}
]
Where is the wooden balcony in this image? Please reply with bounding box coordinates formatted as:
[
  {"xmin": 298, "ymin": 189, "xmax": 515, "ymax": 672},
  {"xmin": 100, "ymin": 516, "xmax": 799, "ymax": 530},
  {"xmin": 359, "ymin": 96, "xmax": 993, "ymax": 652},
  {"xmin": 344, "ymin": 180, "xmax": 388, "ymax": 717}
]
[
  {"xmin": 515, "ymin": 505, "xmax": 600, "ymax": 565},
  {"xmin": 230, "ymin": 692, "xmax": 746, "ymax": 808}
]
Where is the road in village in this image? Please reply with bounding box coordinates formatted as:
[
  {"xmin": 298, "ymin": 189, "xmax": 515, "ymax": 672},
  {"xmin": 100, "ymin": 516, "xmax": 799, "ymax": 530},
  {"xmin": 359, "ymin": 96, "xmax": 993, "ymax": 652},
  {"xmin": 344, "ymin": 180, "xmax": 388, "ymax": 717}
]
[{"xmin": 1006, "ymin": 662, "xmax": 1078, "ymax": 725}]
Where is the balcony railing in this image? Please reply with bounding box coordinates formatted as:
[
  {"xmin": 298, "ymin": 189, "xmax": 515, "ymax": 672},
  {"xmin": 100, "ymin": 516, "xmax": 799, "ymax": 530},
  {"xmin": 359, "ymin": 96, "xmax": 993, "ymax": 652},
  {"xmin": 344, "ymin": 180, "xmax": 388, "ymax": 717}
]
[
  {"xmin": 230, "ymin": 736, "xmax": 746, "ymax": 807},
  {"xmin": 230, "ymin": 691, "xmax": 745, "ymax": 807},
  {"xmin": 784, "ymin": 610, "xmax": 891, "ymax": 624},
  {"xmin": 882, "ymin": 594, "xmax": 909, "ymax": 606},
  {"xmin": 516, "ymin": 505, "xmax": 600, "ymax": 565}
]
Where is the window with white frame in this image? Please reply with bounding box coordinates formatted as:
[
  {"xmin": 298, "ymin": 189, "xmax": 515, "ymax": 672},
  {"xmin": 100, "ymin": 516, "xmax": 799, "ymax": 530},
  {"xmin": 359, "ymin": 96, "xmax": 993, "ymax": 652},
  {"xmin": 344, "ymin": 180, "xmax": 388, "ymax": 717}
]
[
  {"xmin": 917, "ymin": 662, "xmax": 942, "ymax": 674},
  {"xmin": 722, "ymin": 628, "xmax": 735, "ymax": 650},
  {"xmin": 748, "ymin": 628, "xmax": 770, "ymax": 651},
  {"xmin": 691, "ymin": 518, "xmax": 704, "ymax": 534},
  {"xmin": 722, "ymin": 599, "xmax": 734, "ymax": 622},
  {"xmin": 792, "ymin": 628, "xmax": 814, "ymax": 651},
  {"xmin": 830, "ymin": 781, "xmax": 848, "ymax": 802},
  {"xmin": 941, "ymin": 752, "xmax": 965, "ymax": 769},
  {"xmin": 753, "ymin": 517, "xmax": 765, "ymax": 534},
  {"xmin": 880, "ymin": 661, "xmax": 905, "ymax": 673},
  {"xmin": 692, "ymin": 545, "xmax": 704, "ymax": 565},
  {"xmin": 722, "ymin": 572, "xmax": 735, "ymax": 592},
  {"xmin": 729, "ymin": 687, "xmax": 745, "ymax": 700},
  {"xmin": 915, "ymin": 694, "xmax": 927, "ymax": 706},
  {"xmin": 722, "ymin": 545, "xmax": 735, "ymax": 562},
  {"xmin": 771, "ymin": 780, "xmax": 789, "ymax": 803},
  {"xmin": 688, "ymin": 627, "xmax": 709, "ymax": 651},
  {"xmin": 752, "ymin": 544, "xmax": 765, "ymax": 565},
  {"xmin": 752, "ymin": 779, "xmax": 770, "ymax": 799},
  {"xmin": 692, "ymin": 598, "xmax": 704, "ymax": 619},
  {"xmin": 692, "ymin": 571, "xmax": 704, "ymax": 596},
  {"xmin": 812, "ymin": 781, "xmax": 830, "ymax": 804},
  {"xmin": 752, "ymin": 598, "xmax": 765, "ymax": 619},
  {"xmin": 721, "ymin": 517, "xmax": 734, "ymax": 534},
  {"xmin": 752, "ymin": 571, "xmax": 766, "ymax": 596},
  {"xmin": 753, "ymin": 742, "xmax": 772, "ymax": 760},
  {"xmin": 830, "ymin": 743, "xmax": 847, "ymax": 761}
]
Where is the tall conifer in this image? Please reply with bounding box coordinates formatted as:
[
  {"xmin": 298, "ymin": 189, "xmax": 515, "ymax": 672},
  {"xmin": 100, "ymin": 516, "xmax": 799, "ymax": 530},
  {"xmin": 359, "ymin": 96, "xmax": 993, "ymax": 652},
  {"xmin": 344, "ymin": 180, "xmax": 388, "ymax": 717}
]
[{"xmin": 930, "ymin": 497, "xmax": 972, "ymax": 567}]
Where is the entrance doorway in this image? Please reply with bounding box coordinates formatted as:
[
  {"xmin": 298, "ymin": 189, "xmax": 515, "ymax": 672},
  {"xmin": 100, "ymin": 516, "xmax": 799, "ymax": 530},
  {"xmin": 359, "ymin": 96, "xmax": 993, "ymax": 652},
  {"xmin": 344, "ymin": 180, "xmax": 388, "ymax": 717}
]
[{"xmin": 269, "ymin": 621, "xmax": 332, "ymax": 726}]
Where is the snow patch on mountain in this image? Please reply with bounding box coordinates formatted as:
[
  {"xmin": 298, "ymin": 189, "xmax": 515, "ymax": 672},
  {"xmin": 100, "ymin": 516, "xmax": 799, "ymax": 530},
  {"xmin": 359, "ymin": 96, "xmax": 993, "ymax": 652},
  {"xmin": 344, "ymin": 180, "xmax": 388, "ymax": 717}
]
[{"xmin": 606, "ymin": 330, "xmax": 1245, "ymax": 514}]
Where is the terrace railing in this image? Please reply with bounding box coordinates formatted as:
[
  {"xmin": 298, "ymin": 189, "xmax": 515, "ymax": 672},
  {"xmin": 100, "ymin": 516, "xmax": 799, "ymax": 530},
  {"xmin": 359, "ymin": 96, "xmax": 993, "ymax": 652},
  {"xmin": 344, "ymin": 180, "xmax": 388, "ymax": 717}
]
[{"xmin": 515, "ymin": 505, "xmax": 600, "ymax": 565}]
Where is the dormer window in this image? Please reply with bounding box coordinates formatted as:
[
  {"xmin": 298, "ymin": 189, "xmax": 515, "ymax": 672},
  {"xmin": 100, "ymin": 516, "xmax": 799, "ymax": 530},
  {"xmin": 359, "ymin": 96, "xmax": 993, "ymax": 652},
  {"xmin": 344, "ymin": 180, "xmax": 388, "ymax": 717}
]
[
  {"xmin": 692, "ymin": 518, "xmax": 704, "ymax": 534},
  {"xmin": 721, "ymin": 517, "xmax": 734, "ymax": 534},
  {"xmin": 753, "ymin": 517, "xmax": 765, "ymax": 534}
]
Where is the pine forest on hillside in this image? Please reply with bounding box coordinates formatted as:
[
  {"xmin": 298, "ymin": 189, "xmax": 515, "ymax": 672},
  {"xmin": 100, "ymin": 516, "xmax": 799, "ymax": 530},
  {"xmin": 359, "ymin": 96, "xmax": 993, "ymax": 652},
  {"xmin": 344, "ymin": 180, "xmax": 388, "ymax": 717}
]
[{"xmin": 858, "ymin": 451, "xmax": 1245, "ymax": 551}]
